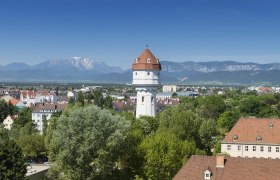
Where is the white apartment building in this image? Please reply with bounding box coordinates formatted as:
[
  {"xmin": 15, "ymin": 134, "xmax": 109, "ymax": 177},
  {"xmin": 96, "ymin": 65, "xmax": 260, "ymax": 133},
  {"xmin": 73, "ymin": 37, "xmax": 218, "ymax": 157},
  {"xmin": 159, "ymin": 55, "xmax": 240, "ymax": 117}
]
[
  {"xmin": 32, "ymin": 103, "xmax": 66, "ymax": 133},
  {"xmin": 162, "ymin": 85, "xmax": 177, "ymax": 92},
  {"xmin": 221, "ymin": 118, "xmax": 280, "ymax": 159}
]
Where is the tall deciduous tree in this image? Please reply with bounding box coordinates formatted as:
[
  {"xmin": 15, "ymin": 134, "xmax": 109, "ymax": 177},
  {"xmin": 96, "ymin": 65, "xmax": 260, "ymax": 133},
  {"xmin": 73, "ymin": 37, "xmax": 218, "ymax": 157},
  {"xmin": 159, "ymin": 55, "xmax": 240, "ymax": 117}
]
[
  {"xmin": 199, "ymin": 119, "xmax": 217, "ymax": 154},
  {"xmin": 0, "ymin": 99, "xmax": 9, "ymax": 123},
  {"xmin": 198, "ymin": 95, "xmax": 226, "ymax": 119},
  {"xmin": 13, "ymin": 107, "xmax": 32, "ymax": 128},
  {"xmin": 93, "ymin": 89, "xmax": 104, "ymax": 108},
  {"xmin": 76, "ymin": 91, "xmax": 85, "ymax": 106},
  {"xmin": 157, "ymin": 106, "xmax": 203, "ymax": 143},
  {"xmin": 0, "ymin": 127, "xmax": 26, "ymax": 179},
  {"xmin": 46, "ymin": 106, "xmax": 130, "ymax": 179},
  {"xmin": 103, "ymin": 95, "xmax": 113, "ymax": 109},
  {"xmin": 140, "ymin": 132, "xmax": 199, "ymax": 180},
  {"xmin": 217, "ymin": 110, "xmax": 240, "ymax": 133}
]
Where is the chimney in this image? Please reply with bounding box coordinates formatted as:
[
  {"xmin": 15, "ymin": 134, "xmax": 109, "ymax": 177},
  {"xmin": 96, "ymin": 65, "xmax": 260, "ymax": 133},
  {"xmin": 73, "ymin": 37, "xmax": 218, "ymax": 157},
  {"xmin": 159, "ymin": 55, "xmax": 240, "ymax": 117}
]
[{"xmin": 216, "ymin": 154, "xmax": 225, "ymax": 168}]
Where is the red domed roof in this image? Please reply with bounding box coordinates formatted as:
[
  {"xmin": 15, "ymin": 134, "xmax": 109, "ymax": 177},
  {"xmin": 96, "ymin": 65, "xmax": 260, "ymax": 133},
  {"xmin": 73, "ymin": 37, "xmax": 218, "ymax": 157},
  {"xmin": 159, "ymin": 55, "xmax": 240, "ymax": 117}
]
[{"xmin": 132, "ymin": 48, "xmax": 161, "ymax": 70}]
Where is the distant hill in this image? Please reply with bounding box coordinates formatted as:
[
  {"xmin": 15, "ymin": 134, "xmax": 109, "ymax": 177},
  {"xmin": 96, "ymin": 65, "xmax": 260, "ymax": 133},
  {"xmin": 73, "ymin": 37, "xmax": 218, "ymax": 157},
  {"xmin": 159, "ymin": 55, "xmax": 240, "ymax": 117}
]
[{"xmin": 1, "ymin": 58, "xmax": 280, "ymax": 85}]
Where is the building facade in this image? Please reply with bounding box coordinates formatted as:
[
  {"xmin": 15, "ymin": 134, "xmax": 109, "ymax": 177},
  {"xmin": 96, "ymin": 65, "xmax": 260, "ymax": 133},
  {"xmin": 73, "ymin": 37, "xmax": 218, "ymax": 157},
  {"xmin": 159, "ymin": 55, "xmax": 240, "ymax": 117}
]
[
  {"xmin": 132, "ymin": 48, "xmax": 161, "ymax": 118},
  {"xmin": 221, "ymin": 118, "xmax": 280, "ymax": 159},
  {"xmin": 162, "ymin": 85, "xmax": 177, "ymax": 92},
  {"xmin": 32, "ymin": 103, "xmax": 66, "ymax": 133},
  {"xmin": 3, "ymin": 115, "xmax": 16, "ymax": 130}
]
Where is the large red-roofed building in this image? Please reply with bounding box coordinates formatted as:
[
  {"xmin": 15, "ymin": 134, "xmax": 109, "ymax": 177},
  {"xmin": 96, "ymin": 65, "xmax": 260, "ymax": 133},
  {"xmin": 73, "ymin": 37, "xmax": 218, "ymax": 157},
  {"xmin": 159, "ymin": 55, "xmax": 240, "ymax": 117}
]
[
  {"xmin": 221, "ymin": 118, "xmax": 280, "ymax": 159},
  {"xmin": 173, "ymin": 154, "xmax": 280, "ymax": 180}
]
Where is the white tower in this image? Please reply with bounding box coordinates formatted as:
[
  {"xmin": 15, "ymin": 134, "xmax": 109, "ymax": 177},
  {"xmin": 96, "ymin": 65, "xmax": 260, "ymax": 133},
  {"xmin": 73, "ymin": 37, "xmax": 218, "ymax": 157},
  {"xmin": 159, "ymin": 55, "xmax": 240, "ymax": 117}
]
[{"xmin": 132, "ymin": 48, "xmax": 161, "ymax": 118}]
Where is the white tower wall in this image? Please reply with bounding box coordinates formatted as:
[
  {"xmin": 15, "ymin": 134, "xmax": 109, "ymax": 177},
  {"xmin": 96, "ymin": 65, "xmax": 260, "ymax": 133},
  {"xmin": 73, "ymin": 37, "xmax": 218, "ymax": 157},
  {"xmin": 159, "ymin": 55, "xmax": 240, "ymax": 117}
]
[
  {"xmin": 133, "ymin": 70, "xmax": 160, "ymax": 85},
  {"xmin": 135, "ymin": 87, "xmax": 157, "ymax": 118},
  {"xmin": 132, "ymin": 48, "xmax": 161, "ymax": 118}
]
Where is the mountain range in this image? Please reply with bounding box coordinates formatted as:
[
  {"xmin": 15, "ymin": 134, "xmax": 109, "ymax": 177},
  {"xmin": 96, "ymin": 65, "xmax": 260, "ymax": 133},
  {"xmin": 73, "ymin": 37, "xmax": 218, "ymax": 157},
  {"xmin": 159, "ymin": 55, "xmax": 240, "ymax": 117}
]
[{"xmin": 1, "ymin": 57, "xmax": 280, "ymax": 85}]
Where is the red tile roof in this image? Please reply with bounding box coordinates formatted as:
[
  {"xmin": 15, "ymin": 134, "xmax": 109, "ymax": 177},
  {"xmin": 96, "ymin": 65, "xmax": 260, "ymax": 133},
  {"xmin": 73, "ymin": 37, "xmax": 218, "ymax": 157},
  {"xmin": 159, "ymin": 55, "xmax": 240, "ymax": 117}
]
[
  {"xmin": 33, "ymin": 103, "xmax": 67, "ymax": 112},
  {"xmin": 21, "ymin": 90, "xmax": 36, "ymax": 98},
  {"xmin": 132, "ymin": 48, "xmax": 161, "ymax": 70},
  {"xmin": 222, "ymin": 118, "xmax": 280, "ymax": 144},
  {"xmin": 173, "ymin": 155, "xmax": 280, "ymax": 180},
  {"xmin": 10, "ymin": 98, "xmax": 19, "ymax": 106},
  {"xmin": 36, "ymin": 90, "xmax": 50, "ymax": 96},
  {"xmin": 258, "ymin": 87, "xmax": 273, "ymax": 92}
]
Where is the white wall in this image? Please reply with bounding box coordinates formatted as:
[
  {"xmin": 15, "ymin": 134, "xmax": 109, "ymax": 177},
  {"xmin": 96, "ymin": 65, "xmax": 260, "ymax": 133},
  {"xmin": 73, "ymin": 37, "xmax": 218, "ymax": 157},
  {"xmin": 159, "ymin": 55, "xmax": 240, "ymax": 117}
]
[
  {"xmin": 222, "ymin": 143, "xmax": 280, "ymax": 159},
  {"xmin": 32, "ymin": 112, "xmax": 52, "ymax": 133},
  {"xmin": 162, "ymin": 85, "xmax": 177, "ymax": 92},
  {"xmin": 132, "ymin": 70, "xmax": 160, "ymax": 86},
  {"xmin": 136, "ymin": 88, "xmax": 157, "ymax": 118},
  {"xmin": 3, "ymin": 116, "xmax": 14, "ymax": 130}
]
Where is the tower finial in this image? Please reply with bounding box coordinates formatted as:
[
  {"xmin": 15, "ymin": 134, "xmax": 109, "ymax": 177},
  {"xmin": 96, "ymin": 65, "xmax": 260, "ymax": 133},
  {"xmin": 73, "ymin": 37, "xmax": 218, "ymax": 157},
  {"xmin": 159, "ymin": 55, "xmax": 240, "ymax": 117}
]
[{"xmin": 145, "ymin": 44, "xmax": 148, "ymax": 48}]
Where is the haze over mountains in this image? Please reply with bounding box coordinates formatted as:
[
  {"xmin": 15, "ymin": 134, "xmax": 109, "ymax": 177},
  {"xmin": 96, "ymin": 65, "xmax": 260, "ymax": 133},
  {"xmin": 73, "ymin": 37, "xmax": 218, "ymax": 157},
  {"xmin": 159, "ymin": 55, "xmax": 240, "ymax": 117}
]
[{"xmin": 1, "ymin": 57, "xmax": 280, "ymax": 85}]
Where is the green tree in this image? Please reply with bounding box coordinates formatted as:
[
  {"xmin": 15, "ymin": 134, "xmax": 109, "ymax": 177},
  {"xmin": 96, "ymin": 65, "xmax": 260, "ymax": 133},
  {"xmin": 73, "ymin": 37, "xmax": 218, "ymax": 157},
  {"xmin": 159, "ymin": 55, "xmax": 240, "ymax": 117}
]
[
  {"xmin": 135, "ymin": 116, "xmax": 159, "ymax": 136},
  {"xmin": 213, "ymin": 142, "xmax": 221, "ymax": 155},
  {"xmin": 239, "ymin": 95, "xmax": 265, "ymax": 117},
  {"xmin": 13, "ymin": 107, "xmax": 32, "ymax": 128},
  {"xmin": 45, "ymin": 117, "xmax": 59, "ymax": 162},
  {"xmin": 140, "ymin": 132, "xmax": 199, "ymax": 180},
  {"xmin": 7, "ymin": 101, "xmax": 18, "ymax": 116},
  {"xmin": 0, "ymin": 99, "xmax": 8, "ymax": 123},
  {"xmin": 17, "ymin": 133, "xmax": 46, "ymax": 158},
  {"xmin": 76, "ymin": 91, "xmax": 85, "ymax": 106},
  {"xmin": 217, "ymin": 110, "xmax": 240, "ymax": 133},
  {"xmin": 198, "ymin": 119, "xmax": 216, "ymax": 154},
  {"xmin": 0, "ymin": 127, "xmax": 26, "ymax": 179},
  {"xmin": 68, "ymin": 97, "xmax": 75, "ymax": 105},
  {"xmin": 172, "ymin": 92, "xmax": 178, "ymax": 98},
  {"xmin": 157, "ymin": 106, "xmax": 203, "ymax": 144},
  {"xmin": 42, "ymin": 115, "xmax": 48, "ymax": 136},
  {"xmin": 93, "ymin": 89, "xmax": 104, "ymax": 108},
  {"xmin": 46, "ymin": 106, "xmax": 130, "ymax": 179},
  {"xmin": 103, "ymin": 95, "xmax": 113, "ymax": 109},
  {"xmin": 198, "ymin": 95, "xmax": 226, "ymax": 119}
]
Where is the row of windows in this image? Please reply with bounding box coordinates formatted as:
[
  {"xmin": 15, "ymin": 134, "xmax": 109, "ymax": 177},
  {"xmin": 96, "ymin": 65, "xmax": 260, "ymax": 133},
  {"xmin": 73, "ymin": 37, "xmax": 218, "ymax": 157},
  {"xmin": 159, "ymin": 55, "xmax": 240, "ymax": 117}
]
[
  {"xmin": 142, "ymin": 96, "xmax": 154, "ymax": 103},
  {"xmin": 135, "ymin": 58, "xmax": 151, "ymax": 64},
  {"xmin": 227, "ymin": 145, "xmax": 280, "ymax": 152},
  {"xmin": 134, "ymin": 72, "xmax": 160, "ymax": 76},
  {"xmin": 232, "ymin": 135, "xmax": 262, "ymax": 142}
]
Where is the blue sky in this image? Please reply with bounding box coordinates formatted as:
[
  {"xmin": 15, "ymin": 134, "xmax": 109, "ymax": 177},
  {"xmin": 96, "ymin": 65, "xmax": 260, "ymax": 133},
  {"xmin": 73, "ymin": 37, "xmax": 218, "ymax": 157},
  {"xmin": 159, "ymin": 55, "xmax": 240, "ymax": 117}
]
[{"xmin": 0, "ymin": 0, "xmax": 280, "ymax": 68}]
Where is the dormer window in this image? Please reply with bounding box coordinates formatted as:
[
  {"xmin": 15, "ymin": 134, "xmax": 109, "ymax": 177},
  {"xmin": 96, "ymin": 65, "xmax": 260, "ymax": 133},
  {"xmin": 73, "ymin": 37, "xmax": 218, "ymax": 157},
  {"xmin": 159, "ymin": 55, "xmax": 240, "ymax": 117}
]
[
  {"xmin": 232, "ymin": 135, "xmax": 238, "ymax": 141},
  {"xmin": 204, "ymin": 169, "xmax": 211, "ymax": 180},
  {"xmin": 135, "ymin": 58, "xmax": 139, "ymax": 63},
  {"xmin": 256, "ymin": 136, "xmax": 262, "ymax": 142},
  {"xmin": 147, "ymin": 58, "xmax": 151, "ymax": 63}
]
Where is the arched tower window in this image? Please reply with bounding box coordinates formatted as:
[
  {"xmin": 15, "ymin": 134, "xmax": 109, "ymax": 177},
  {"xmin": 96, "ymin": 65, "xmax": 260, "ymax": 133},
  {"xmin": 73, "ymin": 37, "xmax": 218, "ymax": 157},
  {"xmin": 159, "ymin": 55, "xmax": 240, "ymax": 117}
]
[
  {"xmin": 142, "ymin": 96, "xmax": 144, "ymax": 102},
  {"xmin": 151, "ymin": 97, "xmax": 154, "ymax": 103}
]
